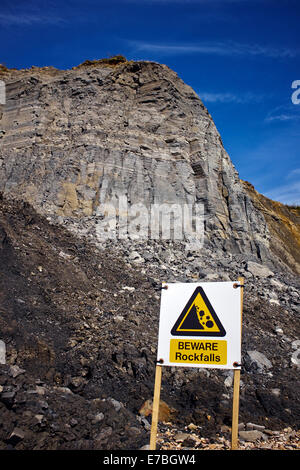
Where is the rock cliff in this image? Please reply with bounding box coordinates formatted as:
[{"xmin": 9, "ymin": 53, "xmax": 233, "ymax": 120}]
[
  {"xmin": 0, "ymin": 58, "xmax": 280, "ymax": 267},
  {"xmin": 242, "ymin": 181, "xmax": 300, "ymax": 275}
]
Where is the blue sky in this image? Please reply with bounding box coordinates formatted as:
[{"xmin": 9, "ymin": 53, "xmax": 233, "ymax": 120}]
[{"xmin": 1, "ymin": 0, "xmax": 300, "ymax": 204}]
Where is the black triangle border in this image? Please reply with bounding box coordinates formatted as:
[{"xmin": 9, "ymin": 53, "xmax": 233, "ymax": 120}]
[{"xmin": 170, "ymin": 286, "xmax": 226, "ymax": 337}]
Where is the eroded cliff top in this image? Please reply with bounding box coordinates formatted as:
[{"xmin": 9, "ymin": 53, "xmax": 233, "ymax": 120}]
[{"xmin": 0, "ymin": 55, "xmax": 167, "ymax": 78}]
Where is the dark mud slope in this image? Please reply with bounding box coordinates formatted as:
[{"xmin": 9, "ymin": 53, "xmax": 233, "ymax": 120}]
[{"xmin": 0, "ymin": 193, "xmax": 299, "ymax": 450}]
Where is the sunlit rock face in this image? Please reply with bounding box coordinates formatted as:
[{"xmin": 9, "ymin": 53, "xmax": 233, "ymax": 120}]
[{"xmin": 0, "ymin": 60, "xmax": 269, "ymax": 259}]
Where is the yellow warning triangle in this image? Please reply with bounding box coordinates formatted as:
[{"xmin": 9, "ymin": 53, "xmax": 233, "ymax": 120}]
[{"xmin": 171, "ymin": 287, "xmax": 226, "ymax": 337}]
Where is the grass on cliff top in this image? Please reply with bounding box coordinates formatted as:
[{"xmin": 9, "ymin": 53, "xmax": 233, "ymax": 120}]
[
  {"xmin": 0, "ymin": 64, "xmax": 10, "ymax": 76},
  {"xmin": 74, "ymin": 55, "xmax": 128, "ymax": 69},
  {"xmin": 0, "ymin": 56, "xmax": 129, "ymax": 75}
]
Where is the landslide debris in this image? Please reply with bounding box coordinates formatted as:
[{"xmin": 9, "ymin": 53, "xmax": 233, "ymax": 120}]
[{"xmin": 0, "ymin": 193, "xmax": 299, "ymax": 450}]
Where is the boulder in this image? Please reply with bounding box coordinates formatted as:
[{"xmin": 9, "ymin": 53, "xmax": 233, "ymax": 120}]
[
  {"xmin": 246, "ymin": 261, "xmax": 274, "ymax": 278},
  {"xmin": 246, "ymin": 351, "xmax": 272, "ymax": 371},
  {"xmin": 0, "ymin": 340, "xmax": 5, "ymax": 365},
  {"xmin": 239, "ymin": 430, "xmax": 266, "ymax": 442}
]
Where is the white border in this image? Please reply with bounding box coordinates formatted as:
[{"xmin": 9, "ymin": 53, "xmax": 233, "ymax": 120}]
[{"xmin": 157, "ymin": 282, "xmax": 241, "ymax": 369}]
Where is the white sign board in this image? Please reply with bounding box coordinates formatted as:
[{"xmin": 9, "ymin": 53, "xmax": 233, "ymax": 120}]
[{"xmin": 157, "ymin": 281, "xmax": 241, "ymax": 369}]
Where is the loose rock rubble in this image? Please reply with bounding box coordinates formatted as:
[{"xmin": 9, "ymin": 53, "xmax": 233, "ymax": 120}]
[
  {"xmin": 156, "ymin": 422, "xmax": 300, "ymax": 451},
  {"xmin": 0, "ymin": 194, "xmax": 299, "ymax": 450}
]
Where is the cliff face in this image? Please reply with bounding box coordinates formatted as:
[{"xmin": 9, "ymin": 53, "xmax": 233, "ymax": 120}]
[
  {"xmin": 0, "ymin": 60, "xmax": 271, "ymax": 260},
  {"xmin": 242, "ymin": 181, "xmax": 300, "ymax": 275},
  {"xmin": 0, "ymin": 59, "xmax": 298, "ymax": 272}
]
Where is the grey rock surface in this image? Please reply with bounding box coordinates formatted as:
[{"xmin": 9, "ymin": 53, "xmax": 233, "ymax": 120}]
[
  {"xmin": 239, "ymin": 430, "xmax": 266, "ymax": 442},
  {"xmin": 0, "ymin": 340, "xmax": 5, "ymax": 365},
  {"xmin": 246, "ymin": 350, "xmax": 273, "ymax": 371},
  {"xmin": 0, "ymin": 61, "xmax": 271, "ymax": 262},
  {"xmin": 246, "ymin": 261, "xmax": 274, "ymax": 278}
]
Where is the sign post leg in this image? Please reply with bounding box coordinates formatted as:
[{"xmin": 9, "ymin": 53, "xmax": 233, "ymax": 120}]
[
  {"xmin": 149, "ymin": 364, "xmax": 162, "ymax": 450},
  {"xmin": 231, "ymin": 368, "xmax": 241, "ymax": 450},
  {"xmin": 231, "ymin": 276, "xmax": 244, "ymax": 450}
]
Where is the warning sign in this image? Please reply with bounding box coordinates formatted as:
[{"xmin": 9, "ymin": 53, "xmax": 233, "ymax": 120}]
[
  {"xmin": 170, "ymin": 286, "xmax": 226, "ymax": 337},
  {"xmin": 157, "ymin": 282, "xmax": 242, "ymax": 369}
]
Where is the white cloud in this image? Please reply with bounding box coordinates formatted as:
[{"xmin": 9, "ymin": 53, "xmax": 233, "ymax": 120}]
[
  {"xmin": 265, "ymin": 180, "xmax": 300, "ymax": 205},
  {"xmin": 198, "ymin": 91, "xmax": 266, "ymax": 104},
  {"xmin": 287, "ymin": 168, "xmax": 300, "ymax": 179},
  {"xmin": 0, "ymin": 12, "xmax": 65, "ymax": 26},
  {"xmin": 265, "ymin": 103, "xmax": 300, "ymax": 123},
  {"xmin": 129, "ymin": 40, "xmax": 297, "ymax": 58},
  {"xmin": 232, "ymin": 119, "xmax": 300, "ymax": 206},
  {"xmin": 265, "ymin": 114, "xmax": 300, "ymax": 123}
]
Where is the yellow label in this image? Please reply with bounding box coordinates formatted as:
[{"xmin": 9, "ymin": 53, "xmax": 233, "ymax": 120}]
[{"xmin": 170, "ymin": 339, "xmax": 227, "ymax": 365}]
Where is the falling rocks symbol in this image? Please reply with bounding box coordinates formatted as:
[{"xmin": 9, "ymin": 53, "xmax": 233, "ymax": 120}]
[{"xmin": 170, "ymin": 286, "xmax": 226, "ymax": 337}]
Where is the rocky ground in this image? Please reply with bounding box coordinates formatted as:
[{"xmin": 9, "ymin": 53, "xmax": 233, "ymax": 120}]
[
  {"xmin": 155, "ymin": 422, "xmax": 300, "ymax": 451},
  {"xmin": 0, "ymin": 193, "xmax": 299, "ymax": 450}
]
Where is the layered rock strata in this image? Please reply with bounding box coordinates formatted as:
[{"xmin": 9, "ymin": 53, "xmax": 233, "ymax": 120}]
[{"xmin": 0, "ymin": 60, "xmax": 295, "ymax": 270}]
